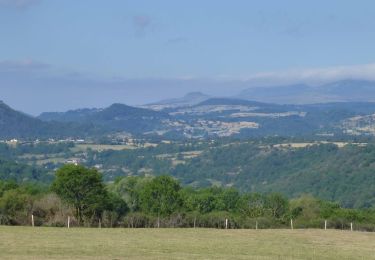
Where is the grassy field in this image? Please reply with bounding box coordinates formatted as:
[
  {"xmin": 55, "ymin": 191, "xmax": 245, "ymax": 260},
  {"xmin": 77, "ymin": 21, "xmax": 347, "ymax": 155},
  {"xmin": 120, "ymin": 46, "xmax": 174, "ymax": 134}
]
[
  {"xmin": 1, "ymin": 227, "xmax": 375, "ymax": 259},
  {"xmin": 71, "ymin": 144, "xmax": 137, "ymax": 152},
  {"xmin": 273, "ymin": 141, "xmax": 367, "ymax": 149},
  {"xmin": 71, "ymin": 143, "xmax": 159, "ymax": 153}
]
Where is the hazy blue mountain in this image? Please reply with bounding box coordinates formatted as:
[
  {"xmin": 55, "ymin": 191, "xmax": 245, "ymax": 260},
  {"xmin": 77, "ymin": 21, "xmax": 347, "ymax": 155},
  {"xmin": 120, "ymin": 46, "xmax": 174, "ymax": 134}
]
[
  {"xmin": 0, "ymin": 101, "xmax": 108, "ymax": 139},
  {"xmin": 322, "ymin": 80, "xmax": 375, "ymax": 101},
  {"xmin": 5, "ymin": 96, "xmax": 375, "ymax": 140},
  {"xmin": 0, "ymin": 101, "xmax": 170, "ymax": 139},
  {"xmin": 87, "ymin": 103, "xmax": 169, "ymax": 133},
  {"xmin": 39, "ymin": 108, "xmax": 101, "ymax": 122},
  {"xmin": 238, "ymin": 80, "xmax": 375, "ymax": 104},
  {"xmin": 145, "ymin": 92, "xmax": 210, "ymax": 110},
  {"xmin": 39, "ymin": 104, "xmax": 166, "ymax": 121},
  {"xmin": 196, "ymin": 98, "xmax": 266, "ymax": 107},
  {"xmin": 95, "ymin": 103, "xmax": 167, "ymax": 119},
  {"xmin": 0, "ymin": 100, "xmax": 47, "ymax": 139},
  {"xmin": 238, "ymin": 84, "xmax": 316, "ymax": 104},
  {"xmin": 39, "ymin": 103, "xmax": 170, "ymax": 135}
]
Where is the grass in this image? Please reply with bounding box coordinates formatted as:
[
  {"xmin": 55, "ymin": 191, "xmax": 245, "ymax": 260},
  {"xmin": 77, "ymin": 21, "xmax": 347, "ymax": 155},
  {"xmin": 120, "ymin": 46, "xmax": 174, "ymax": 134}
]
[
  {"xmin": 273, "ymin": 141, "xmax": 367, "ymax": 149},
  {"xmin": 1, "ymin": 227, "xmax": 375, "ymax": 259},
  {"xmin": 71, "ymin": 144, "xmax": 136, "ymax": 152}
]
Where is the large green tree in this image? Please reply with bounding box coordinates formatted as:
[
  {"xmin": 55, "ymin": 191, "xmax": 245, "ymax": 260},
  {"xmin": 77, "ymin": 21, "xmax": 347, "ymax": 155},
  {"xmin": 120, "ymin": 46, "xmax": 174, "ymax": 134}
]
[
  {"xmin": 139, "ymin": 175, "xmax": 182, "ymax": 217},
  {"xmin": 265, "ymin": 193, "xmax": 289, "ymax": 218},
  {"xmin": 51, "ymin": 164, "xmax": 108, "ymax": 223},
  {"xmin": 109, "ymin": 176, "xmax": 150, "ymax": 212}
]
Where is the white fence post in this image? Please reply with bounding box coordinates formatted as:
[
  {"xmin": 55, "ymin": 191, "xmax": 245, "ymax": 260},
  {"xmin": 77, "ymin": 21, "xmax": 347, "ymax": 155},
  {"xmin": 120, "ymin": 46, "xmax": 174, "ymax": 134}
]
[
  {"xmin": 351, "ymin": 222, "xmax": 353, "ymax": 231},
  {"xmin": 31, "ymin": 214, "xmax": 34, "ymax": 227},
  {"xmin": 225, "ymin": 218, "xmax": 228, "ymax": 229},
  {"xmin": 290, "ymin": 219, "xmax": 293, "ymax": 230},
  {"xmin": 68, "ymin": 216, "xmax": 70, "ymax": 229},
  {"xmin": 325, "ymin": 220, "xmax": 327, "ymax": 230}
]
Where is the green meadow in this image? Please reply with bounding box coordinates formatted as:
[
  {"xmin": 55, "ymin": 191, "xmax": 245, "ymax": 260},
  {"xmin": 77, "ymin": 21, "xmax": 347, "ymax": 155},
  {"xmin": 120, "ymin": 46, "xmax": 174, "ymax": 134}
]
[{"xmin": 1, "ymin": 226, "xmax": 374, "ymax": 259}]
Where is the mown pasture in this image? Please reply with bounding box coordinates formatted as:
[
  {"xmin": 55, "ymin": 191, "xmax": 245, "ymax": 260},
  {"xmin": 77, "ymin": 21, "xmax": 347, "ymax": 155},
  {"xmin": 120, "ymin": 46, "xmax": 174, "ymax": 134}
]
[{"xmin": 0, "ymin": 226, "xmax": 374, "ymax": 259}]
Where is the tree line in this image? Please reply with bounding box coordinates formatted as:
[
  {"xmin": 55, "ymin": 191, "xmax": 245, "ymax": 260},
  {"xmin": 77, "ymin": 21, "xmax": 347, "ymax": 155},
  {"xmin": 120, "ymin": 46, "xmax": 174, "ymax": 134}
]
[{"xmin": 1, "ymin": 164, "xmax": 375, "ymax": 230}]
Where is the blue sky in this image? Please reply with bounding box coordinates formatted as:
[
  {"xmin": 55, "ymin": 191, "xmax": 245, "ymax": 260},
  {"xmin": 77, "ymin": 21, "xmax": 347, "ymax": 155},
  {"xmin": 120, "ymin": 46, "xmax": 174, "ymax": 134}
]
[{"xmin": 1, "ymin": 0, "xmax": 375, "ymax": 114}]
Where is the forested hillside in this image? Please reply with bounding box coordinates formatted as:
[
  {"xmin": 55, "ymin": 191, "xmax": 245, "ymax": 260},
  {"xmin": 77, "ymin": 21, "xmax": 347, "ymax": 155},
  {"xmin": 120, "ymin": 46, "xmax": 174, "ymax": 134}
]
[
  {"xmin": 171, "ymin": 143, "xmax": 375, "ymax": 208},
  {"xmin": 1, "ymin": 139, "xmax": 375, "ymax": 208},
  {"xmin": 0, "ymin": 157, "xmax": 51, "ymax": 183},
  {"xmin": 73, "ymin": 141, "xmax": 375, "ymax": 208}
]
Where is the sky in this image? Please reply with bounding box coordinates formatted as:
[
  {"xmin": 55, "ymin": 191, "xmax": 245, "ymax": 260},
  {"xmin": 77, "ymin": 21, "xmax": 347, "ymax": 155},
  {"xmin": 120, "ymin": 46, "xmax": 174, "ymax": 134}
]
[{"xmin": 2, "ymin": 0, "xmax": 375, "ymax": 114}]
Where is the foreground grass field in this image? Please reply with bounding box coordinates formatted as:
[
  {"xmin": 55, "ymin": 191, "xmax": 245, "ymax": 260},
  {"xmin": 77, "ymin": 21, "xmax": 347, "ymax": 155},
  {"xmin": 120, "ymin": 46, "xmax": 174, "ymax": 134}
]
[{"xmin": 1, "ymin": 226, "xmax": 374, "ymax": 259}]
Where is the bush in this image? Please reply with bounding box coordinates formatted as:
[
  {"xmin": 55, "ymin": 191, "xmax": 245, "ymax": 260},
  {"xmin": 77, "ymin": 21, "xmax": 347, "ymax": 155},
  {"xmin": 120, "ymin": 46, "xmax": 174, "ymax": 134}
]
[
  {"xmin": 32, "ymin": 193, "xmax": 73, "ymax": 227},
  {"xmin": 0, "ymin": 189, "xmax": 30, "ymax": 225}
]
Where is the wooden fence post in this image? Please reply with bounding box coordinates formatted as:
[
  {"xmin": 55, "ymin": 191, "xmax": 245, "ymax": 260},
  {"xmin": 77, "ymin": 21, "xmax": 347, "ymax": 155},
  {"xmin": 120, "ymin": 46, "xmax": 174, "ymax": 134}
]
[
  {"xmin": 225, "ymin": 218, "xmax": 228, "ymax": 229},
  {"xmin": 325, "ymin": 220, "xmax": 327, "ymax": 230},
  {"xmin": 68, "ymin": 216, "xmax": 70, "ymax": 229},
  {"xmin": 31, "ymin": 214, "xmax": 34, "ymax": 227},
  {"xmin": 351, "ymin": 222, "xmax": 353, "ymax": 231}
]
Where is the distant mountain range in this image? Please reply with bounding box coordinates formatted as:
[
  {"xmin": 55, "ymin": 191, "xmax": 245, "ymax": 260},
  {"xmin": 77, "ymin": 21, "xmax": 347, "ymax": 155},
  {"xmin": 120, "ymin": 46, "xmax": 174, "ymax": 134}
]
[
  {"xmin": 39, "ymin": 108, "xmax": 101, "ymax": 122},
  {"xmin": 0, "ymin": 101, "xmax": 169, "ymax": 139},
  {"xmin": 144, "ymin": 79, "xmax": 375, "ymax": 106},
  {"xmin": 38, "ymin": 103, "xmax": 169, "ymax": 136},
  {"xmin": 3, "ymin": 79, "xmax": 375, "ymax": 139},
  {"xmin": 143, "ymin": 92, "xmax": 210, "ymax": 110},
  {"xmin": 237, "ymin": 79, "xmax": 375, "ymax": 104}
]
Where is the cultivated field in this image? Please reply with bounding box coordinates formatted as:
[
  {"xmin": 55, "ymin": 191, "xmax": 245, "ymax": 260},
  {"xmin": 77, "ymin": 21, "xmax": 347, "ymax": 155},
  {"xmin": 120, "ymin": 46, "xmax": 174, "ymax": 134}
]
[
  {"xmin": 0, "ymin": 227, "xmax": 374, "ymax": 259},
  {"xmin": 71, "ymin": 144, "xmax": 137, "ymax": 152}
]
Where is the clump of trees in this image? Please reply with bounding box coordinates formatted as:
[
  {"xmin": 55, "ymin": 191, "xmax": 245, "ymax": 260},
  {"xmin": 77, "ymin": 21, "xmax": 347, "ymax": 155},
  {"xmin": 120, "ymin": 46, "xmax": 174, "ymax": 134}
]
[
  {"xmin": 1, "ymin": 164, "xmax": 375, "ymax": 230},
  {"xmin": 51, "ymin": 165, "xmax": 127, "ymax": 226}
]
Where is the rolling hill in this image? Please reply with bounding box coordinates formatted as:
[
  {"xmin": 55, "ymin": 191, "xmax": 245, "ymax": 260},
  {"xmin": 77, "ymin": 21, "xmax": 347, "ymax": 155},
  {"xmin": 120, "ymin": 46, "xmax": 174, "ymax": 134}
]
[
  {"xmin": 4, "ymin": 96, "xmax": 375, "ymax": 139},
  {"xmin": 0, "ymin": 101, "xmax": 49, "ymax": 139},
  {"xmin": 39, "ymin": 103, "xmax": 170, "ymax": 135},
  {"xmin": 143, "ymin": 92, "xmax": 210, "ymax": 111}
]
